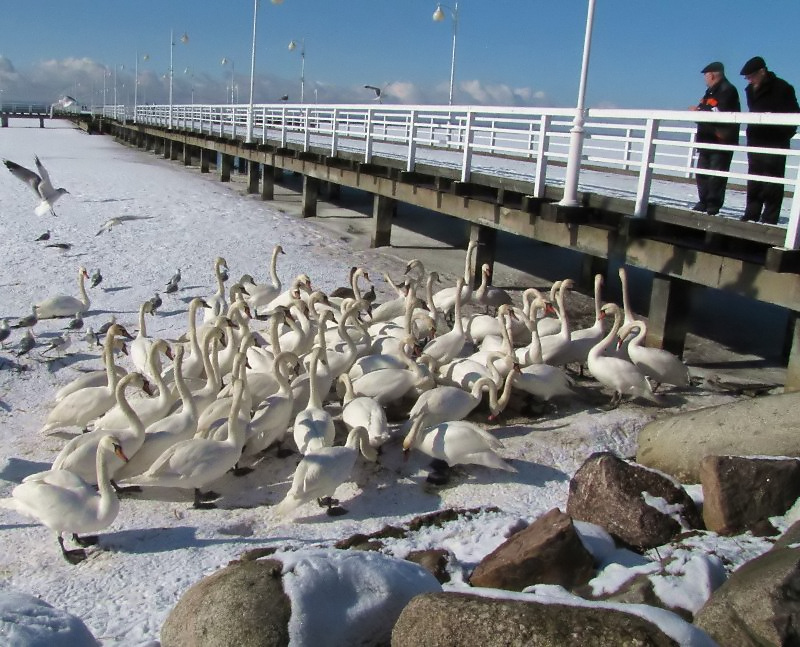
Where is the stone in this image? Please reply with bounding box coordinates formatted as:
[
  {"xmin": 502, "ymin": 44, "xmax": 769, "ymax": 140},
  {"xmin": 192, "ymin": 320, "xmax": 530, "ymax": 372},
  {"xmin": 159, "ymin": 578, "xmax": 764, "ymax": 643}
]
[
  {"xmin": 700, "ymin": 455, "xmax": 800, "ymax": 535},
  {"xmin": 405, "ymin": 549, "xmax": 451, "ymax": 583},
  {"xmin": 160, "ymin": 558, "xmax": 290, "ymax": 647},
  {"xmin": 774, "ymin": 519, "xmax": 800, "ymax": 550},
  {"xmin": 0, "ymin": 589, "xmax": 99, "ymax": 647},
  {"xmin": 695, "ymin": 546, "xmax": 800, "ymax": 646},
  {"xmin": 637, "ymin": 391, "xmax": 800, "ymax": 483},
  {"xmin": 469, "ymin": 508, "xmax": 594, "ymax": 591},
  {"xmin": 566, "ymin": 452, "xmax": 702, "ymax": 549},
  {"xmin": 391, "ymin": 591, "xmax": 691, "ymax": 646}
]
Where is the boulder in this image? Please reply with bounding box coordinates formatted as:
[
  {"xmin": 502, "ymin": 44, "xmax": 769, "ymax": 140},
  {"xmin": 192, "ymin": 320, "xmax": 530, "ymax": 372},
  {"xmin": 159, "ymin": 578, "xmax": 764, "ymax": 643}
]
[
  {"xmin": 695, "ymin": 546, "xmax": 800, "ymax": 646},
  {"xmin": 700, "ymin": 455, "xmax": 800, "ymax": 535},
  {"xmin": 469, "ymin": 508, "xmax": 594, "ymax": 591},
  {"xmin": 161, "ymin": 558, "xmax": 291, "ymax": 647},
  {"xmin": 391, "ymin": 591, "xmax": 697, "ymax": 646},
  {"xmin": 637, "ymin": 391, "xmax": 800, "ymax": 483},
  {"xmin": 774, "ymin": 519, "xmax": 800, "ymax": 550},
  {"xmin": 405, "ymin": 549, "xmax": 451, "ymax": 584},
  {"xmin": 0, "ymin": 589, "xmax": 99, "ymax": 647},
  {"xmin": 566, "ymin": 452, "xmax": 702, "ymax": 549}
]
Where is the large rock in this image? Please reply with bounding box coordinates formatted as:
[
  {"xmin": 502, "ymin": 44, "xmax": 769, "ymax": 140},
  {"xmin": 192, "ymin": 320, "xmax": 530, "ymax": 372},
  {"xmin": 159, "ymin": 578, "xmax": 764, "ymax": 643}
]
[
  {"xmin": 695, "ymin": 546, "xmax": 800, "ymax": 646},
  {"xmin": 391, "ymin": 591, "xmax": 707, "ymax": 646},
  {"xmin": 566, "ymin": 452, "xmax": 702, "ymax": 549},
  {"xmin": 700, "ymin": 455, "xmax": 800, "ymax": 535},
  {"xmin": 469, "ymin": 508, "xmax": 595, "ymax": 591},
  {"xmin": 161, "ymin": 558, "xmax": 291, "ymax": 647},
  {"xmin": 637, "ymin": 391, "xmax": 800, "ymax": 483},
  {"xmin": 0, "ymin": 589, "xmax": 99, "ymax": 647}
]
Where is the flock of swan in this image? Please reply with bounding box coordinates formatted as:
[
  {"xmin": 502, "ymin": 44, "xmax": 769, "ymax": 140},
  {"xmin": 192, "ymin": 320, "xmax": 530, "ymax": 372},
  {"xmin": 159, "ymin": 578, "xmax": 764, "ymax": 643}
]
[{"xmin": 0, "ymin": 239, "xmax": 691, "ymax": 563}]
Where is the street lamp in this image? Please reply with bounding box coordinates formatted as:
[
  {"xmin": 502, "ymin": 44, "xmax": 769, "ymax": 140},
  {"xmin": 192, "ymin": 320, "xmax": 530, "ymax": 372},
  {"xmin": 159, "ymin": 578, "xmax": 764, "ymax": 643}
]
[
  {"xmin": 246, "ymin": 0, "xmax": 286, "ymax": 144},
  {"xmin": 559, "ymin": 0, "xmax": 597, "ymax": 207},
  {"xmin": 221, "ymin": 57, "xmax": 235, "ymax": 104},
  {"xmin": 432, "ymin": 2, "xmax": 459, "ymax": 106},
  {"xmin": 134, "ymin": 52, "xmax": 149, "ymax": 121},
  {"xmin": 168, "ymin": 29, "xmax": 189, "ymax": 128},
  {"xmin": 288, "ymin": 38, "xmax": 305, "ymax": 103},
  {"xmin": 184, "ymin": 67, "xmax": 195, "ymax": 105},
  {"xmin": 113, "ymin": 64, "xmax": 124, "ymax": 117}
]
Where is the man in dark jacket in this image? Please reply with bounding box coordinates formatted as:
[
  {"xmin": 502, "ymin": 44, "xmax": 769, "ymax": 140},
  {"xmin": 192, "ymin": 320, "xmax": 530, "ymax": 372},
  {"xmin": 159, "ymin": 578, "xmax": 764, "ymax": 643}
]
[
  {"xmin": 740, "ymin": 56, "xmax": 800, "ymax": 224},
  {"xmin": 690, "ymin": 61, "xmax": 741, "ymax": 215}
]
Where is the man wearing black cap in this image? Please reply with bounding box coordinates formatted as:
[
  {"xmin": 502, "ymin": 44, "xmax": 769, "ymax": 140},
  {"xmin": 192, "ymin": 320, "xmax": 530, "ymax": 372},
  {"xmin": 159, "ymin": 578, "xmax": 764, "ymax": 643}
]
[
  {"xmin": 690, "ymin": 62, "xmax": 740, "ymax": 216},
  {"xmin": 739, "ymin": 56, "xmax": 799, "ymax": 224}
]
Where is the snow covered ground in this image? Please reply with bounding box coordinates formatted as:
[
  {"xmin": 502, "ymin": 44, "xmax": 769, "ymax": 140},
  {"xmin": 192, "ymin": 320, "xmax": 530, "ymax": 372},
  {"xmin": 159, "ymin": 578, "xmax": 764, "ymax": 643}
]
[{"xmin": 0, "ymin": 120, "xmax": 788, "ymax": 645}]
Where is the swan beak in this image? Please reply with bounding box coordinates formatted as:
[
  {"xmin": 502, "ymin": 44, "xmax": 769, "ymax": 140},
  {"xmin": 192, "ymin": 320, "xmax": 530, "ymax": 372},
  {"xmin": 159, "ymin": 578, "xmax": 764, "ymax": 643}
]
[
  {"xmin": 114, "ymin": 446, "xmax": 129, "ymax": 463},
  {"xmin": 142, "ymin": 379, "xmax": 155, "ymax": 397}
]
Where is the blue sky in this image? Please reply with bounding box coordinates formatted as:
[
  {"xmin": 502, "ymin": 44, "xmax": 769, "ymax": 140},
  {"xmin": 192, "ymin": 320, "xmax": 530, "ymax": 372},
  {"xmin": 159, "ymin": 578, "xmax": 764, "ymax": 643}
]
[{"xmin": 2, "ymin": 0, "xmax": 800, "ymax": 108}]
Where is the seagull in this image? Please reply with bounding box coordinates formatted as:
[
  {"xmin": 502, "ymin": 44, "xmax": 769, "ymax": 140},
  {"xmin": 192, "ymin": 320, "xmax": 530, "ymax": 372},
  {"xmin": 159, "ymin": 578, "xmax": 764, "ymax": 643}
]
[
  {"xmin": 66, "ymin": 312, "xmax": 84, "ymax": 331},
  {"xmin": 165, "ymin": 281, "xmax": 178, "ymax": 294},
  {"xmin": 12, "ymin": 307, "xmax": 37, "ymax": 329},
  {"xmin": 143, "ymin": 292, "xmax": 162, "ymax": 315},
  {"xmin": 165, "ymin": 268, "xmax": 181, "ymax": 294},
  {"xmin": 90, "ymin": 269, "xmax": 103, "ymax": 288},
  {"xmin": 364, "ymin": 84, "xmax": 386, "ymax": 103},
  {"xmin": 3, "ymin": 156, "xmax": 69, "ymax": 217},
  {"xmin": 82, "ymin": 326, "xmax": 97, "ymax": 347},
  {"xmin": 35, "ymin": 230, "xmax": 51, "ymax": 242},
  {"xmin": 95, "ymin": 215, "xmax": 152, "ymax": 236},
  {"xmin": 42, "ymin": 333, "xmax": 70, "ymax": 356},
  {"xmin": 16, "ymin": 330, "xmax": 35, "ymax": 357},
  {"xmin": 168, "ymin": 268, "xmax": 181, "ymax": 286}
]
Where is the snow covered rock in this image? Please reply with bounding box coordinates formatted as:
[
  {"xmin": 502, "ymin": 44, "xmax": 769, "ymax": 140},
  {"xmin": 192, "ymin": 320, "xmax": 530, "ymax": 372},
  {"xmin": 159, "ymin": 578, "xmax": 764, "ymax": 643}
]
[{"xmin": 0, "ymin": 589, "xmax": 98, "ymax": 647}]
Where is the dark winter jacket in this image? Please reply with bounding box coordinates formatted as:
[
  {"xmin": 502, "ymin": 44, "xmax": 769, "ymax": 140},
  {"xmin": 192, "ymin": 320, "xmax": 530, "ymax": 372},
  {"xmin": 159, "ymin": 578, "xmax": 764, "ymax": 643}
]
[
  {"xmin": 696, "ymin": 77, "xmax": 741, "ymax": 145},
  {"xmin": 745, "ymin": 71, "xmax": 800, "ymax": 148}
]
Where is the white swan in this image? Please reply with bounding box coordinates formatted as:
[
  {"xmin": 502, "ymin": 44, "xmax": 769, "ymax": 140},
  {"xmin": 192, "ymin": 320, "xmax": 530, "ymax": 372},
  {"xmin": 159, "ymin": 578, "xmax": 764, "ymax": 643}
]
[
  {"xmin": 53, "ymin": 342, "xmax": 127, "ymax": 403},
  {"xmin": 431, "ymin": 240, "xmax": 477, "ymax": 314},
  {"xmin": 348, "ymin": 348, "xmax": 434, "ymax": 406},
  {"xmin": 50, "ymin": 372, "xmax": 149, "ymax": 485},
  {"xmin": 243, "ymin": 244, "xmax": 284, "ymax": 314},
  {"xmin": 262, "ymin": 273, "xmax": 312, "ymax": 313},
  {"xmin": 203, "ymin": 256, "xmax": 229, "ymax": 323},
  {"xmin": 0, "ymin": 435, "xmax": 128, "ymax": 563},
  {"xmin": 587, "ymin": 303, "xmax": 662, "ymax": 408},
  {"xmin": 40, "ymin": 324, "xmax": 127, "ymax": 433},
  {"xmin": 614, "ymin": 266, "xmax": 638, "ymax": 360},
  {"xmin": 436, "ymin": 351, "xmax": 503, "ymax": 391},
  {"xmin": 404, "ymin": 374, "xmax": 505, "ymax": 431},
  {"xmin": 241, "ymin": 351, "xmax": 299, "ymax": 459},
  {"xmin": 34, "ymin": 266, "xmax": 90, "ymax": 319},
  {"xmin": 115, "ymin": 345, "xmax": 200, "ymax": 481},
  {"xmin": 275, "ymin": 426, "xmax": 378, "ymax": 517},
  {"xmin": 130, "ymin": 300, "xmax": 155, "ymax": 379},
  {"xmin": 618, "ymin": 320, "xmax": 690, "ymax": 390},
  {"xmin": 293, "ymin": 347, "xmax": 335, "ymax": 454},
  {"xmin": 339, "ymin": 373, "xmax": 391, "ymax": 449},
  {"xmin": 402, "ymin": 413, "xmax": 516, "ymax": 472},
  {"xmin": 546, "ymin": 274, "xmax": 607, "ymax": 369},
  {"xmin": 175, "ymin": 297, "xmax": 211, "ymax": 382},
  {"xmin": 128, "ymin": 378, "xmax": 247, "ymax": 508},
  {"xmin": 473, "ymin": 263, "xmax": 513, "ymax": 314},
  {"xmin": 421, "ymin": 277, "xmax": 467, "ymax": 368}
]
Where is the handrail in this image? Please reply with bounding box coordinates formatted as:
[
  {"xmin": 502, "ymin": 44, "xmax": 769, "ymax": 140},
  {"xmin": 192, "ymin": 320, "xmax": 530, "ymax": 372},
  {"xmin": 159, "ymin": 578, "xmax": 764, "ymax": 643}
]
[{"xmin": 112, "ymin": 102, "xmax": 800, "ymax": 249}]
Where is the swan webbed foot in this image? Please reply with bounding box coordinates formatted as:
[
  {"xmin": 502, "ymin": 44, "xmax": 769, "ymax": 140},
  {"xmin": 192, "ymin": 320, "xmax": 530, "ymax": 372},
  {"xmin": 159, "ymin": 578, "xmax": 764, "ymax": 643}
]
[
  {"xmin": 72, "ymin": 533, "xmax": 98, "ymax": 547},
  {"xmin": 603, "ymin": 392, "xmax": 621, "ymax": 411},
  {"xmin": 429, "ymin": 458, "xmax": 449, "ymax": 472},
  {"xmin": 230, "ymin": 464, "xmax": 253, "ymax": 477},
  {"xmin": 58, "ymin": 536, "xmax": 87, "ymax": 564},
  {"xmin": 317, "ymin": 496, "xmax": 340, "ymax": 509},
  {"xmin": 275, "ymin": 446, "xmax": 295, "ymax": 459},
  {"xmin": 112, "ymin": 481, "xmax": 142, "ymax": 495},
  {"xmin": 326, "ymin": 505, "xmax": 348, "ymax": 516},
  {"xmin": 194, "ymin": 488, "xmax": 220, "ymax": 508}
]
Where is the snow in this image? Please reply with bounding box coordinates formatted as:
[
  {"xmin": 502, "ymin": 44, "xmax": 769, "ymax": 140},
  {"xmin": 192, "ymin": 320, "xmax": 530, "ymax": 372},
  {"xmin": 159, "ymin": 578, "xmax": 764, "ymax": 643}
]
[{"xmin": 0, "ymin": 119, "xmax": 787, "ymax": 645}]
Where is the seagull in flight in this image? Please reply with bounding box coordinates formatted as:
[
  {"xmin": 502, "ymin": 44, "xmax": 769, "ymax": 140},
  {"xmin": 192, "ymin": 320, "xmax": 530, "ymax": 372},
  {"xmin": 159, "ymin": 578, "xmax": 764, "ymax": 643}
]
[
  {"xmin": 96, "ymin": 215, "xmax": 153, "ymax": 235},
  {"xmin": 3, "ymin": 155, "xmax": 69, "ymax": 217}
]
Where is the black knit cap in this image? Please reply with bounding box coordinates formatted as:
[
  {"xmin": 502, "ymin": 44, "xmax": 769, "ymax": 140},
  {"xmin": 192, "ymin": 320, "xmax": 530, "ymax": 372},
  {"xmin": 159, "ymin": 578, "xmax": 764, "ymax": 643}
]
[
  {"xmin": 701, "ymin": 61, "xmax": 724, "ymax": 74},
  {"xmin": 740, "ymin": 56, "xmax": 767, "ymax": 76}
]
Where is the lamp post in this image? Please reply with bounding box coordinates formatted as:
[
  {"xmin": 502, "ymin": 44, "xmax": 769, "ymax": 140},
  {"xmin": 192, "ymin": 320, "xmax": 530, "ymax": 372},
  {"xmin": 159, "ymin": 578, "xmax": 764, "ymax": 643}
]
[
  {"xmin": 134, "ymin": 52, "xmax": 149, "ymax": 122},
  {"xmin": 184, "ymin": 67, "xmax": 195, "ymax": 105},
  {"xmin": 113, "ymin": 64, "xmax": 124, "ymax": 118},
  {"xmin": 247, "ymin": 0, "xmax": 286, "ymax": 144},
  {"xmin": 432, "ymin": 1, "xmax": 458, "ymax": 106},
  {"xmin": 288, "ymin": 38, "xmax": 305, "ymax": 103},
  {"xmin": 168, "ymin": 29, "xmax": 189, "ymax": 129},
  {"xmin": 559, "ymin": 0, "xmax": 597, "ymax": 208},
  {"xmin": 221, "ymin": 57, "xmax": 235, "ymax": 104}
]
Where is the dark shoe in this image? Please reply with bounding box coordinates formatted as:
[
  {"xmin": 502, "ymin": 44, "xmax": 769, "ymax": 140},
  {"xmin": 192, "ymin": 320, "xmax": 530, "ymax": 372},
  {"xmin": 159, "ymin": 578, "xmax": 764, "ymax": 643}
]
[
  {"xmin": 740, "ymin": 214, "xmax": 759, "ymax": 222},
  {"xmin": 692, "ymin": 202, "xmax": 707, "ymax": 212},
  {"xmin": 706, "ymin": 207, "xmax": 720, "ymax": 216}
]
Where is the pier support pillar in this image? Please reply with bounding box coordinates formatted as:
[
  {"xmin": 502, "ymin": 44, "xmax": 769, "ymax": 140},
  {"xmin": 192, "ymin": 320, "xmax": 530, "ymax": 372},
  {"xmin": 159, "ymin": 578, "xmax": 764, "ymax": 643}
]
[
  {"xmin": 163, "ymin": 138, "xmax": 171, "ymax": 159},
  {"xmin": 646, "ymin": 273, "xmax": 693, "ymax": 356},
  {"xmin": 200, "ymin": 149, "xmax": 211, "ymax": 173},
  {"xmin": 261, "ymin": 165, "xmax": 275, "ymax": 200},
  {"xmin": 1, "ymin": 115, "xmax": 8, "ymax": 128},
  {"xmin": 371, "ymin": 194, "xmax": 396, "ymax": 248},
  {"xmin": 153, "ymin": 137, "xmax": 163, "ymax": 156},
  {"xmin": 183, "ymin": 144, "xmax": 193, "ymax": 166},
  {"xmin": 580, "ymin": 255, "xmax": 609, "ymax": 293},
  {"xmin": 247, "ymin": 162, "xmax": 260, "ymax": 194},
  {"xmin": 301, "ymin": 176, "xmax": 320, "ymax": 218},
  {"xmin": 469, "ymin": 224, "xmax": 497, "ymax": 289},
  {"xmin": 785, "ymin": 315, "xmax": 800, "ymax": 392},
  {"xmin": 326, "ymin": 182, "xmax": 341, "ymax": 201},
  {"xmin": 170, "ymin": 141, "xmax": 180, "ymax": 161},
  {"xmin": 220, "ymin": 154, "xmax": 233, "ymax": 182},
  {"xmin": 238, "ymin": 157, "xmax": 247, "ymax": 174},
  {"xmin": 39, "ymin": 117, "xmax": 44, "ymax": 128}
]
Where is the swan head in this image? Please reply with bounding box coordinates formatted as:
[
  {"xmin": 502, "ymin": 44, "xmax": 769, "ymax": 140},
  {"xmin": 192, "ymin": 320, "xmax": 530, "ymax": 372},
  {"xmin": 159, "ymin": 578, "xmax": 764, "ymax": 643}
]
[
  {"xmin": 79, "ymin": 266, "xmax": 89, "ymax": 279},
  {"xmin": 100, "ymin": 435, "xmax": 129, "ymax": 463}
]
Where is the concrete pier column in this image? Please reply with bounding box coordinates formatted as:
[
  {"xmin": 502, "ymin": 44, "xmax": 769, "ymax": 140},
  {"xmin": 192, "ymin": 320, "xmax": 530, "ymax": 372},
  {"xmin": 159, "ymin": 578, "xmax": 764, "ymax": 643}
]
[
  {"xmin": 153, "ymin": 137, "xmax": 163, "ymax": 155},
  {"xmin": 39, "ymin": 117, "xmax": 44, "ymax": 128},
  {"xmin": 261, "ymin": 165, "xmax": 275, "ymax": 200},
  {"xmin": 247, "ymin": 161, "xmax": 260, "ymax": 194},
  {"xmin": 646, "ymin": 273, "xmax": 693, "ymax": 356},
  {"xmin": 237, "ymin": 157, "xmax": 247, "ymax": 174},
  {"xmin": 580, "ymin": 255, "xmax": 609, "ymax": 293},
  {"xmin": 183, "ymin": 144, "xmax": 193, "ymax": 166},
  {"xmin": 785, "ymin": 314, "xmax": 800, "ymax": 392},
  {"xmin": 302, "ymin": 176, "xmax": 320, "ymax": 218},
  {"xmin": 220, "ymin": 154, "xmax": 233, "ymax": 182},
  {"xmin": 469, "ymin": 224, "xmax": 497, "ymax": 288},
  {"xmin": 200, "ymin": 148, "xmax": 211, "ymax": 173},
  {"xmin": 326, "ymin": 182, "xmax": 341, "ymax": 201},
  {"xmin": 1, "ymin": 115, "xmax": 8, "ymax": 128},
  {"xmin": 371, "ymin": 194, "xmax": 396, "ymax": 248},
  {"xmin": 163, "ymin": 139, "xmax": 171, "ymax": 159},
  {"xmin": 170, "ymin": 141, "xmax": 180, "ymax": 161}
]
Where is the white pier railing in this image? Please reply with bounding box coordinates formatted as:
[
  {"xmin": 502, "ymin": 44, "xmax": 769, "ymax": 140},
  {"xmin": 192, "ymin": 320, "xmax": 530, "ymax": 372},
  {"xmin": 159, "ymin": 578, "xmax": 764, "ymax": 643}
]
[{"xmin": 115, "ymin": 103, "xmax": 800, "ymax": 249}]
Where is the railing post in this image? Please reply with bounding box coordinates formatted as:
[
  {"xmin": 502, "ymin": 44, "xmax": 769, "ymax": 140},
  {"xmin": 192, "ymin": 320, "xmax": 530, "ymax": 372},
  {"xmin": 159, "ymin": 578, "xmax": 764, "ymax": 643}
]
[
  {"xmin": 623, "ymin": 126, "xmax": 633, "ymax": 172},
  {"xmin": 364, "ymin": 109, "xmax": 374, "ymax": 163},
  {"xmin": 280, "ymin": 106, "xmax": 288, "ymax": 148},
  {"xmin": 460, "ymin": 109, "xmax": 475, "ymax": 182},
  {"xmin": 633, "ymin": 118, "xmax": 659, "ymax": 218},
  {"xmin": 303, "ymin": 107, "xmax": 311, "ymax": 152},
  {"xmin": 406, "ymin": 110, "xmax": 418, "ymax": 172},
  {"xmin": 783, "ymin": 153, "xmax": 800, "ymax": 250},
  {"xmin": 685, "ymin": 130, "xmax": 697, "ymax": 179},
  {"xmin": 533, "ymin": 114, "xmax": 551, "ymax": 198},
  {"xmin": 330, "ymin": 107, "xmax": 339, "ymax": 156}
]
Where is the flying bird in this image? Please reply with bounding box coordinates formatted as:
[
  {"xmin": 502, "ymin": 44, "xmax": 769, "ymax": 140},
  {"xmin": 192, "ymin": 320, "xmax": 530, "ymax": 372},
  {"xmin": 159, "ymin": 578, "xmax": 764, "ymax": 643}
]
[
  {"xmin": 3, "ymin": 156, "xmax": 69, "ymax": 217},
  {"xmin": 35, "ymin": 230, "xmax": 51, "ymax": 242},
  {"xmin": 95, "ymin": 215, "xmax": 153, "ymax": 235},
  {"xmin": 364, "ymin": 84, "xmax": 387, "ymax": 103},
  {"xmin": 90, "ymin": 269, "xmax": 103, "ymax": 288}
]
